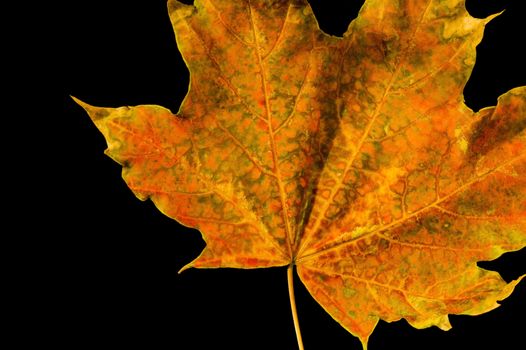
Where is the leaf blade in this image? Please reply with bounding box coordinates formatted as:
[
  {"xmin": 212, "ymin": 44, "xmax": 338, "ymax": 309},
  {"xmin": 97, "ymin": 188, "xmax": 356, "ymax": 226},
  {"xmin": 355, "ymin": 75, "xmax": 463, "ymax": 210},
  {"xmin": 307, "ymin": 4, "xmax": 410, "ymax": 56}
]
[
  {"xmin": 75, "ymin": 0, "xmax": 526, "ymax": 348},
  {"xmin": 297, "ymin": 86, "xmax": 526, "ymax": 345},
  {"xmin": 74, "ymin": 98, "xmax": 290, "ymax": 268}
]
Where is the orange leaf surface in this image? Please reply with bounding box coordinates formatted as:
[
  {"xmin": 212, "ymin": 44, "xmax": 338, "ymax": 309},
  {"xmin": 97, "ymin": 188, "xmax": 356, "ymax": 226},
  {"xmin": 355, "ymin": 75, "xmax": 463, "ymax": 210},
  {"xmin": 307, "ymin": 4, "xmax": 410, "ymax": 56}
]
[{"xmin": 74, "ymin": 0, "xmax": 525, "ymax": 348}]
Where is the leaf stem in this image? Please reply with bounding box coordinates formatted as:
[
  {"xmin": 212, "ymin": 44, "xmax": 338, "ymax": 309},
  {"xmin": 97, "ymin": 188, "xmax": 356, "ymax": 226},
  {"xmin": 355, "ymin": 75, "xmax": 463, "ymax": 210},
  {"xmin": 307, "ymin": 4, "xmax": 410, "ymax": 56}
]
[{"xmin": 287, "ymin": 264, "xmax": 305, "ymax": 350}]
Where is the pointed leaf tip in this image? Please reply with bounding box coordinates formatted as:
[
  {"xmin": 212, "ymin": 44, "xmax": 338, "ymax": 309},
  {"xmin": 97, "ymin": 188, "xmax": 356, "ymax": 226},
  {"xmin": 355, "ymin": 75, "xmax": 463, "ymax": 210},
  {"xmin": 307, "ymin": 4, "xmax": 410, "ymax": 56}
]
[
  {"xmin": 71, "ymin": 96, "xmax": 117, "ymax": 121},
  {"xmin": 71, "ymin": 95, "xmax": 90, "ymax": 111},
  {"xmin": 483, "ymin": 9, "xmax": 504, "ymax": 24},
  {"xmin": 178, "ymin": 262, "xmax": 194, "ymax": 274}
]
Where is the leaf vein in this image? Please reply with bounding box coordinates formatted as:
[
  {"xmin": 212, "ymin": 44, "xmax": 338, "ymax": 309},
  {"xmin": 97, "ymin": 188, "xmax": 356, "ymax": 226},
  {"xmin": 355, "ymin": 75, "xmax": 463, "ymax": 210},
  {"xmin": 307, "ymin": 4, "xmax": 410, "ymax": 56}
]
[
  {"xmin": 205, "ymin": 0, "xmax": 254, "ymax": 47},
  {"xmin": 216, "ymin": 122, "xmax": 276, "ymax": 177},
  {"xmin": 298, "ymin": 0, "xmax": 434, "ymax": 255},
  {"xmin": 298, "ymin": 152, "xmax": 525, "ymax": 261},
  {"xmin": 179, "ymin": 15, "xmax": 267, "ymax": 122},
  {"xmin": 248, "ymin": 0, "xmax": 294, "ymax": 257},
  {"xmin": 261, "ymin": 1, "xmax": 292, "ymax": 60}
]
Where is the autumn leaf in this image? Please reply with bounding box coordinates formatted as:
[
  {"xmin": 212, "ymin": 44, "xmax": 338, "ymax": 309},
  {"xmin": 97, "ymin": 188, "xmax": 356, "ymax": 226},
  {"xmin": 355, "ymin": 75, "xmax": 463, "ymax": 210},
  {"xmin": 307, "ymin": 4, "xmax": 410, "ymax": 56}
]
[{"xmin": 74, "ymin": 0, "xmax": 525, "ymax": 348}]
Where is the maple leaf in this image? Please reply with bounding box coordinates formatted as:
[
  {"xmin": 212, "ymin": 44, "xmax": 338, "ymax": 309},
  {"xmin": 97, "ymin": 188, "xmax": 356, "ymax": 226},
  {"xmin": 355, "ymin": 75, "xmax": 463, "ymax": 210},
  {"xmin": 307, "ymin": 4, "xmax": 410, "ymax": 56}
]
[{"xmin": 74, "ymin": 0, "xmax": 526, "ymax": 348}]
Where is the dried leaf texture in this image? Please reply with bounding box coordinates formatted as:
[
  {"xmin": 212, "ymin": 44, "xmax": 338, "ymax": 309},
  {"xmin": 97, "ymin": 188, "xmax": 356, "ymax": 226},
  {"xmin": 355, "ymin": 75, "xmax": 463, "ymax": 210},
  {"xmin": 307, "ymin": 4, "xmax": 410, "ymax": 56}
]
[{"xmin": 75, "ymin": 0, "xmax": 525, "ymax": 347}]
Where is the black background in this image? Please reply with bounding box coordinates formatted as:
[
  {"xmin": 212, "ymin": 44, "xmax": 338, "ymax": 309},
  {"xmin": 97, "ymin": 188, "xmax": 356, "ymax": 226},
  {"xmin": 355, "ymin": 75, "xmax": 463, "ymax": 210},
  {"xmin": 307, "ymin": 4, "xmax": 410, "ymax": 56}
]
[{"xmin": 55, "ymin": 1, "xmax": 525, "ymax": 349}]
